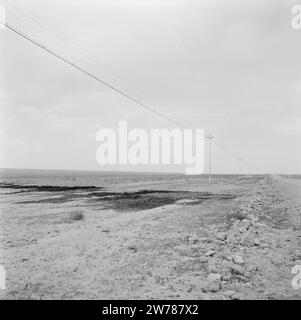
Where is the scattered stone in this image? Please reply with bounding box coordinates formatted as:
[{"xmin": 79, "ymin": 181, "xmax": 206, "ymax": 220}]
[
  {"xmin": 189, "ymin": 235, "xmax": 199, "ymax": 244},
  {"xmin": 236, "ymin": 275, "xmax": 249, "ymax": 282},
  {"xmin": 232, "ymin": 255, "xmax": 244, "ymax": 265},
  {"xmin": 216, "ymin": 232, "xmax": 227, "ymax": 241},
  {"xmin": 247, "ymin": 265, "xmax": 258, "ymax": 273},
  {"xmin": 254, "ymin": 222, "xmax": 266, "ymax": 228},
  {"xmin": 213, "ymin": 240, "xmax": 225, "ymax": 246},
  {"xmin": 229, "ymin": 264, "xmax": 246, "ymax": 276},
  {"xmin": 202, "ymin": 273, "xmax": 222, "ymax": 292},
  {"xmin": 247, "ymin": 213, "xmax": 258, "ymax": 222},
  {"xmin": 223, "ymin": 290, "xmax": 236, "ymax": 298},
  {"xmin": 128, "ymin": 246, "xmax": 137, "ymax": 253},
  {"xmin": 232, "ymin": 293, "xmax": 243, "ymax": 300},
  {"xmin": 199, "ymin": 237, "xmax": 211, "ymax": 243},
  {"xmin": 205, "ymin": 250, "xmax": 216, "ymax": 257},
  {"xmin": 240, "ymin": 219, "xmax": 252, "ymax": 231},
  {"xmin": 222, "ymin": 274, "xmax": 231, "ymax": 282},
  {"xmin": 207, "ymin": 263, "xmax": 218, "ymax": 273},
  {"xmin": 240, "ymin": 236, "xmax": 254, "ymax": 247}
]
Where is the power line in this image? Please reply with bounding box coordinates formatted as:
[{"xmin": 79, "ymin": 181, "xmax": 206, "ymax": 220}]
[
  {"xmin": 0, "ymin": 17, "xmax": 264, "ymax": 174},
  {"xmin": 2, "ymin": 0, "xmax": 151, "ymax": 100},
  {"xmin": 2, "ymin": 21, "xmax": 187, "ymax": 129}
]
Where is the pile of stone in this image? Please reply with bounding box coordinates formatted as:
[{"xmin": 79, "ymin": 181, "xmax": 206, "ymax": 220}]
[{"xmin": 199, "ymin": 181, "xmax": 277, "ymax": 298}]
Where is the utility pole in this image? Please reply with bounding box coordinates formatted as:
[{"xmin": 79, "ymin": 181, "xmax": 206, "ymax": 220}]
[{"xmin": 206, "ymin": 134, "xmax": 214, "ymax": 184}]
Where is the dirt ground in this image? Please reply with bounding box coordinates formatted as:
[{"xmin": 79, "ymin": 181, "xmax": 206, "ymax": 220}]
[{"xmin": 0, "ymin": 174, "xmax": 301, "ymax": 299}]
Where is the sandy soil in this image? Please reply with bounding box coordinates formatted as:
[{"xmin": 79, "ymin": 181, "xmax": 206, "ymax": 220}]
[{"xmin": 0, "ymin": 174, "xmax": 300, "ymax": 299}]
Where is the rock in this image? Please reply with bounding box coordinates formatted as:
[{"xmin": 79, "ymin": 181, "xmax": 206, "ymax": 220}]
[
  {"xmin": 202, "ymin": 273, "xmax": 222, "ymax": 292},
  {"xmin": 207, "ymin": 263, "xmax": 218, "ymax": 273},
  {"xmin": 189, "ymin": 235, "xmax": 199, "ymax": 244},
  {"xmin": 128, "ymin": 246, "xmax": 138, "ymax": 253},
  {"xmin": 253, "ymin": 238, "xmax": 260, "ymax": 246},
  {"xmin": 223, "ymin": 290, "xmax": 236, "ymax": 298},
  {"xmin": 229, "ymin": 264, "xmax": 246, "ymax": 276},
  {"xmin": 247, "ymin": 213, "xmax": 258, "ymax": 222},
  {"xmin": 247, "ymin": 265, "xmax": 258, "ymax": 272},
  {"xmin": 199, "ymin": 237, "xmax": 212, "ymax": 243},
  {"xmin": 205, "ymin": 250, "xmax": 216, "ymax": 257},
  {"xmin": 232, "ymin": 220, "xmax": 240, "ymax": 228},
  {"xmin": 232, "ymin": 255, "xmax": 244, "ymax": 265},
  {"xmin": 213, "ymin": 240, "xmax": 225, "ymax": 246},
  {"xmin": 198, "ymin": 257, "xmax": 208, "ymax": 263},
  {"xmin": 240, "ymin": 219, "xmax": 252, "ymax": 231},
  {"xmin": 222, "ymin": 274, "xmax": 231, "ymax": 282},
  {"xmin": 232, "ymin": 293, "xmax": 243, "ymax": 300},
  {"xmin": 216, "ymin": 232, "xmax": 227, "ymax": 241},
  {"xmin": 254, "ymin": 222, "xmax": 266, "ymax": 228},
  {"xmin": 240, "ymin": 236, "xmax": 254, "ymax": 247}
]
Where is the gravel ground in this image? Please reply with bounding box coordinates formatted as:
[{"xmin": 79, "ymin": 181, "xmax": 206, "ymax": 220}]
[{"xmin": 0, "ymin": 174, "xmax": 300, "ymax": 299}]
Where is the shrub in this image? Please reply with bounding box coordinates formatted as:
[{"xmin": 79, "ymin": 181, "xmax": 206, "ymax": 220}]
[
  {"xmin": 229, "ymin": 210, "xmax": 247, "ymax": 221},
  {"xmin": 69, "ymin": 211, "xmax": 84, "ymax": 221}
]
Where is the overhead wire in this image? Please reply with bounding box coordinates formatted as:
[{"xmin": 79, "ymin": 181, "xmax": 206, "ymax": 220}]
[{"xmin": 0, "ymin": 3, "xmax": 264, "ymax": 173}]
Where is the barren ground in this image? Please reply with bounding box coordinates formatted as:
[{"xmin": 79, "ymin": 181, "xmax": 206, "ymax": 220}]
[{"xmin": 0, "ymin": 174, "xmax": 300, "ymax": 299}]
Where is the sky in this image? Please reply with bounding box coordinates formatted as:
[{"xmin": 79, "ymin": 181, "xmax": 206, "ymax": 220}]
[{"xmin": 0, "ymin": 0, "xmax": 300, "ymax": 174}]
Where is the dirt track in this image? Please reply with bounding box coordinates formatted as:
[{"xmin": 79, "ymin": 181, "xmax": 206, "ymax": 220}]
[{"xmin": 0, "ymin": 174, "xmax": 301, "ymax": 299}]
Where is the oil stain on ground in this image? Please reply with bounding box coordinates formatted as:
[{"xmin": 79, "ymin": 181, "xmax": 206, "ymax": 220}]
[{"xmin": 1, "ymin": 183, "xmax": 237, "ymax": 211}]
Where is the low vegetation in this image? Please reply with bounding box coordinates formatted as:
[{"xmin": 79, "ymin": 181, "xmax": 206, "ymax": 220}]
[{"xmin": 69, "ymin": 211, "xmax": 84, "ymax": 221}]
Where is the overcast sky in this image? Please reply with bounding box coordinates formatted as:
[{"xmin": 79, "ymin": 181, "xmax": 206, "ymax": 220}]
[{"xmin": 0, "ymin": 0, "xmax": 300, "ymax": 174}]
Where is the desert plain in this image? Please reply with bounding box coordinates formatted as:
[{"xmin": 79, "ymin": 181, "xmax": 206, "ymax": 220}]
[{"xmin": 0, "ymin": 170, "xmax": 300, "ymax": 300}]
